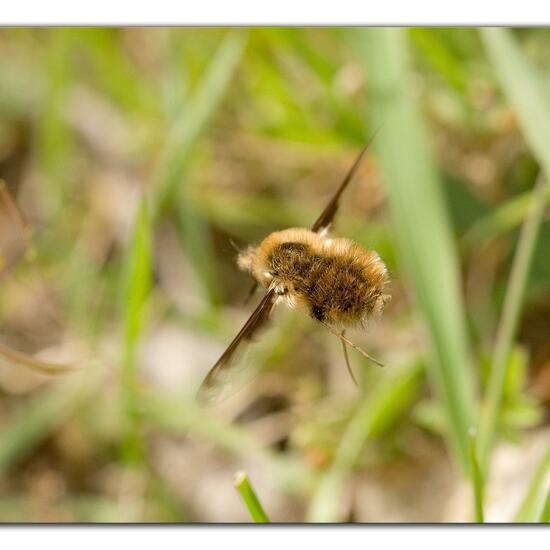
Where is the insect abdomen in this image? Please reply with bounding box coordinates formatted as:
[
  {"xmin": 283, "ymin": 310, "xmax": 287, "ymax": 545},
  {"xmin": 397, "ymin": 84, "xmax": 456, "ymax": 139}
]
[
  {"xmin": 268, "ymin": 239, "xmax": 387, "ymax": 326},
  {"xmin": 305, "ymin": 258, "xmax": 377, "ymax": 324}
]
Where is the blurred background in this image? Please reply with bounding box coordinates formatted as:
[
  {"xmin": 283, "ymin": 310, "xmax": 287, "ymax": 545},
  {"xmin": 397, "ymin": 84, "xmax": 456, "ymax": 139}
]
[{"xmin": 0, "ymin": 27, "xmax": 549, "ymax": 523}]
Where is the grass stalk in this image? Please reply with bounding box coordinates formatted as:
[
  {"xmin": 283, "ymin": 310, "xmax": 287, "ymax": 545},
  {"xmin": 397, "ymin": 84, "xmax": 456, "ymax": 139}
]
[
  {"xmin": 153, "ymin": 30, "xmax": 247, "ymax": 307},
  {"xmin": 120, "ymin": 197, "xmax": 153, "ymax": 464},
  {"xmin": 477, "ymin": 175, "xmax": 548, "ymax": 470},
  {"xmin": 468, "ymin": 428, "xmax": 484, "ymax": 523},
  {"xmin": 153, "ymin": 30, "xmax": 248, "ymax": 217},
  {"xmin": 539, "ymin": 489, "xmax": 550, "ymax": 523},
  {"xmin": 307, "ymin": 362, "xmax": 422, "ymax": 522},
  {"xmin": 481, "ymin": 29, "xmax": 550, "ymax": 181},
  {"xmin": 515, "ymin": 443, "xmax": 550, "ymax": 522},
  {"xmin": 234, "ymin": 471, "xmax": 271, "ymax": 523},
  {"xmin": 478, "ymin": 28, "xmax": 550, "ymax": 472},
  {"xmin": 462, "ymin": 185, "xmax": 550, "ymax": 254},
  {"xmin": 36, "ymin": 29, "xmax": 72, "ymax": 214},
  {"xmin": 357, "ymin": 27, "xmax": 475, "ymax": 473}
]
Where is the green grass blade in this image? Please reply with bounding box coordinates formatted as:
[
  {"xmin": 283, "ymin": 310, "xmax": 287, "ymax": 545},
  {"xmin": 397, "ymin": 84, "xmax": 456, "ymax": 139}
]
[
  {"xmin": 477, "ymin": 176, "xmax": 547, "ymax": 470},
  {"xmin": 462, "ymin": 185, "xmax": 550, "ymax": 254},
  {"xmin": 307, "ymin": 362, "xmax": 422, "ymax": 522},
  {"xmin": 468, "ymin": 428, "xmax": 485, "ymax": 523},
  {"xmin": 477, "ymin": 28, "xmax": 550, "ymax": 471},
  {"xmin": 123, "ymin": 198, "xmax": 153, "ymax": 367},
  {"xmin": 153, "ymin": 30, "xmax": 247, "ymax": 306},
  {"xmin": 120, "ymin": 197, "xmax": 153, "ymax": 463},
  {"xmin": 36, "ymin": 29, "xmax": 72, "ymax": 214},
  {"xmin": 153, "ymin": 30, "xmax": 248, "ymax": 216},
  {"xmin": 0, "ymin": 365, "xmax": 104, "ymax": 477},
  {"xmin": 481, "ymin": 29, "xmax": 550, "ymax": 181},
  {"xmin": 539, "ymin": 489, "xmax": 550, "ymax": 523},
  {"xmin": 234, "ymin": 471, "xmax": 271, "ymax": 523},
  {"xmin": 409, "ymin": 29, "xmax": 467, "ymax": 94},
  {"xmin": 515, "ymin": 443, "xmax": 550, "ymax": 522},
  {"xmin": 357, "ymin": 28, "xmax": 475, "ymax": 472},
  {"xmin": 76, "ymin": 29, "xmax": 157, "ymax": 114}
]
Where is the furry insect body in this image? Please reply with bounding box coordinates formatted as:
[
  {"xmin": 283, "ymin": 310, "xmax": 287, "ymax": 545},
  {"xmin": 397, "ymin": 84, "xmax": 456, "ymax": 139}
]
[{"xmin": 238, "ymin": 228, "xmax": 389, "ymax": 327}]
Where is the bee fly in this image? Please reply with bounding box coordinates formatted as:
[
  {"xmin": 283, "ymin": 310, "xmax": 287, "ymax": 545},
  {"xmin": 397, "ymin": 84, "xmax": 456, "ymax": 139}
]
[{"xmin": 198, "ymin": 136, "xmax": 390, "ymax": 405}]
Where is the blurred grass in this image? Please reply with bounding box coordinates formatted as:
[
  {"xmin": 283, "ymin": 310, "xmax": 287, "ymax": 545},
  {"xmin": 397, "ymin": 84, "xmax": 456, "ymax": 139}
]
[
  {"xmin": 154, "ymin": 30, "xmax": 247, "ymax": 308},
  {"xmin": 468, "ymin": 429, "xmax": 484, "ymax": 523},
  {"xmin": 36, "ymin": 29, "xmax": 72, "ymax": 214},
  {"xmin": 358, "ymin": 28, "xmax": 476, "ymax": 473},
  {"xmin": 481, "ymin": 29, "xmax": 550, "ymax": 181},
  {"xmin": 462, "ymin": 185, "xmax": 550, "ymax": 254},
  {"xmin": 0, "ymin": 364, "xmax": 104, "ymax": 476},
  {"xmin": 0, "ymin": 494, "xmax": 125, "ymax": 523},
  {"xmin": 120, "ymin": 198, "xmax": 153, "ymax": 464},
  {"xmin": 308, "ymin": 361, "xmax": 423, "ymax": 522},
  {"xmin": 154, "ymin": 29, "xmax": 247, "ymax": 212},
  {"xmin": 409, "ymin": 29, "xmax": 468, "ymax": 95},
  {"xmin": 140, "ymin": 390, "xmax": 315, "ymax": 493},
  {"xmin": 515, "ymin": 443, "xmax": 550, "ymax": 522},
  {"xmin": 477, "ymin": 175, "xmax": 547, "ymax": 470},
  {"xmin": 478, "ymin": 28, "xmax": 550, "ymax": 470},
  {"xmin": 539, "ymin": 489, "xmax": 550, "ymax": 523},
  {"xmin": 76, "ymin": 29, "xmax": 158, "ymax": 115}
]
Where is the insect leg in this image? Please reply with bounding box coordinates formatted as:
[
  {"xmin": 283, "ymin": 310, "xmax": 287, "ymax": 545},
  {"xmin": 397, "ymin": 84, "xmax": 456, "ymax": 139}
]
[
  {"xmin": 340, "ymin": 330, "xmax": 358, "ymax": 386},
  {"xmin": 320, "ymin": 321, "xmax": 385, "ymax": 368}
]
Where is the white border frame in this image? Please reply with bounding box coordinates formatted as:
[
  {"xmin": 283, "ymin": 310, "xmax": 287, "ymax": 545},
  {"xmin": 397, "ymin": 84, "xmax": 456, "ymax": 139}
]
[{"xmin": 2, "ymin": 0, "xmax": 550, "ymax": 25}]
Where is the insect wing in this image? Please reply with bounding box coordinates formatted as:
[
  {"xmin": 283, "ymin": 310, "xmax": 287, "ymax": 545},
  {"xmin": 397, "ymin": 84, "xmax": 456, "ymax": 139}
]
[
  {"xmin": 311, "ymin": 134, "xmax": 377, "ymax": 234},
  {"xmin": 197, "ymin": 289, "xmax": 277, "ymax": 405}
]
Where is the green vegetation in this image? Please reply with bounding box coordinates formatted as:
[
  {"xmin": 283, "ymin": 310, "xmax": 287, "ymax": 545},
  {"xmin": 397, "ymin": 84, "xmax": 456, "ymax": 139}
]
[
  {"xmin": 468, "ymin": 428, "xmax": 484, "ymax": 523},
  {"xmin": 359, "ymin": 28, "xmax": 475, "ymax": 473},
  {"xmin": 234, "ymin": 471, "xmax": 271, "ymax": 523},
  {"xmin": 0, "ymin": 28, "xmax": 549, "ymax": 523}
]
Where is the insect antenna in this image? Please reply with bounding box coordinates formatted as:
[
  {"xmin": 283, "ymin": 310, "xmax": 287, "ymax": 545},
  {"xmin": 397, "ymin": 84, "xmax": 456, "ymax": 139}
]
[
  {"xmin": 340, "ymin": 330, "xmax": 358, "ymax": 386},
  {"xmin": 228, "ymin": 238, "xmax": 241, "ymax": 253},
  {"xmin": 320, "ymin": 321, "xmax": 384, "ymax": 368}
]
